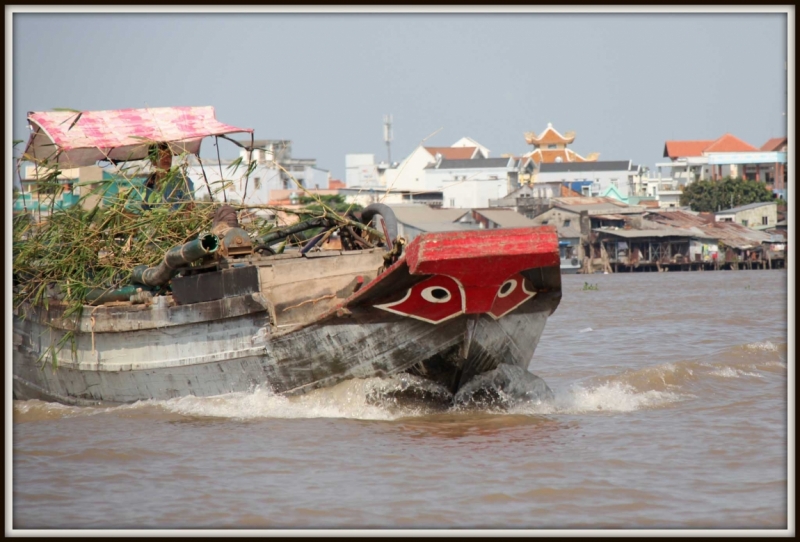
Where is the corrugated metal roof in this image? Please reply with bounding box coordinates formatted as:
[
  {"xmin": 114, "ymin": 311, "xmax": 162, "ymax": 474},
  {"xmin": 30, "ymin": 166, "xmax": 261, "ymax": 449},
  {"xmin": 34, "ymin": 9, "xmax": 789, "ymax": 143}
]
[
  {"xmin": 406, "ymin": 222, "xmax": 481, "ymax": 233},
  {"xmin": 646, "ymin": 210, "xmax": 772, "ymax": 249},
  {"xmin": 473, "ymin": 209, "xmax": 537, "ymax": 228},
  {"xmin": 389, "ymin": 205, "xmax": 469, "ymax": 229},
  {"xmin": 594, "ymin": 227, "xmax": 698, "ymax": 239},
  {"xmin": 553, "ymin": 202, "xmax": 645, "ymax": 215}
]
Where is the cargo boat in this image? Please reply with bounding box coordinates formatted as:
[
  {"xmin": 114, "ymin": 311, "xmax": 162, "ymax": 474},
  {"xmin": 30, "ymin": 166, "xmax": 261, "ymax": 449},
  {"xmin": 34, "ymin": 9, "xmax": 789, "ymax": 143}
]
[{"xmin": 12, "ymin": 107, "xmax": 562, "ymax": 407}]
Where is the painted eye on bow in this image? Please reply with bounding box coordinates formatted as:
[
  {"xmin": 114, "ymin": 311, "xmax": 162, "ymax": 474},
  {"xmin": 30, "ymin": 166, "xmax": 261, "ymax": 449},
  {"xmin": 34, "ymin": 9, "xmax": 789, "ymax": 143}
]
[
  {"xmin": 375, "ymin": 275, "xmax": 465, "ymax": 324},
  {"xmin": 489, "ymin": 273, "xmax": 536, "ymax": 319},
  {"xmin": 497, "ymin": 279, "xmax": 518, "ymax": 298},
  {"xmin": 421, "ymin": 286, "xmax": 452, "ymax": 303}
]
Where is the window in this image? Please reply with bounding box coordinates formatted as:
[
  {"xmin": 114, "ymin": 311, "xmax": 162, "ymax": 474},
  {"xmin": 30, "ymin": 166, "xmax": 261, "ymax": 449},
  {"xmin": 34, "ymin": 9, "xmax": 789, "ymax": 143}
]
[
  {"xmin": 254, "ymin": 177, "xmax": 261, "ymax": 189},
  {"xmin": 762, "ymin": 216, "xmax": 769, "ymax": 225},
  {"xmin": 741, "ymin": 219, "xmax": 748, "ymax": 227},
  {"xmin": 450, "ymin": 198, "xmax": 455, "ymax": 207},
  {"xmin": 610, "ymin": 178, "xmax": 619, "ymax": 188},
  {"xmin": 563, "ymin": 219, "xmax": 571, "ymax": 227},
  {"xmin": 541, "ymin": 220, "xmax": 549, "ymax": 225},
  {"xmin": 547, "ymin": 144, "xmax": 557, "ymax": 149}
]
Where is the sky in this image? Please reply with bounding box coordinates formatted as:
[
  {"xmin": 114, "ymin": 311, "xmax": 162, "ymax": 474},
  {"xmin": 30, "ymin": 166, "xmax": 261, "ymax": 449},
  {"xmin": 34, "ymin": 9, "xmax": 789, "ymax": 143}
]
[{"xmin": 11, "ymin": 10, "xmax": 789, "ymax": 180}]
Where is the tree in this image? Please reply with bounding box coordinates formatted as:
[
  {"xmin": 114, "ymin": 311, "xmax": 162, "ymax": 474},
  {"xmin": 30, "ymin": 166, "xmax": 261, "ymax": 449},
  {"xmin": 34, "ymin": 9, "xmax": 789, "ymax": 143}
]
[{"xmin": 679, "ymin": 177, "xmax": 775, "ymax": 213}]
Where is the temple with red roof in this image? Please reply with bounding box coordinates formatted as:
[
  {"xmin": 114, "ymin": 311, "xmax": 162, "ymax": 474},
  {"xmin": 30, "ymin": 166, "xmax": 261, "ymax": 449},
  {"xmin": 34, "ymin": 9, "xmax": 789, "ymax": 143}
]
[
  {"xmin": 523, "ymin": 123, "xmax": 599, "ymax": 165},
  {"xmin": 660, "ymin": 133, "xmax": 787, "ymax": 192}
]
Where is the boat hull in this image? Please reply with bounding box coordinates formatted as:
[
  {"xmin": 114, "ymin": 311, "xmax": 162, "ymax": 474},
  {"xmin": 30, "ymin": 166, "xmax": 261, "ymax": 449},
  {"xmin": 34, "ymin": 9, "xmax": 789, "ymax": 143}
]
[{"xmin": 12, "ymin": 291, "xmax": 558, "ymax": 405}]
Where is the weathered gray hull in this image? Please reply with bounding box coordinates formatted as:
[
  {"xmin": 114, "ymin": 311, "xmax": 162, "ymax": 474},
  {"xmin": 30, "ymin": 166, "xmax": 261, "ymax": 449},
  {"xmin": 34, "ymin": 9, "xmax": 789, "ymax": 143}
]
[{"xmin": 12, "ymin": 290, "xmax": 558, "ymax": 406}]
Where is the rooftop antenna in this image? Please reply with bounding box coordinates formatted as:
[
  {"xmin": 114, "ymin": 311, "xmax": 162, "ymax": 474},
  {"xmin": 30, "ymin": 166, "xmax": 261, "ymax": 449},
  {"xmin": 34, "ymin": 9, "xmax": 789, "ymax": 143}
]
[{"xmin": 383, "ymin": 114, "xmax": 393, "ymax": 164}]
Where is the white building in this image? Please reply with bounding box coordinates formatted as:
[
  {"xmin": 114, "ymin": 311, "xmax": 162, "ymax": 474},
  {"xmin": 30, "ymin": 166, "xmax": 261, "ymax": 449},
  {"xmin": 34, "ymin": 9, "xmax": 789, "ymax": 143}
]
[
  {"xmin": 425, "ymin": 157, "xmax": 519, "ymax": 208},
  {"xmin": 384, "ymin": 139, "xmax": 488, "ymax": 192},
  {"xmin": 187, "ymin": 157, "xmax": 282, "ymax": 206},
  {"xmin": 344, "ymin": 153, "xmax": 393, "ymax": 187},
  {"xmin": 534, "ymin": 160, "xmax": 642, "ymax": 201},
  {"xmin": 345, "ymin": 154, "xmax": 379, "ymax": 187},
  {"xmin": 186, "ymin": 139, "xmax": 329, "ymax": 208}
]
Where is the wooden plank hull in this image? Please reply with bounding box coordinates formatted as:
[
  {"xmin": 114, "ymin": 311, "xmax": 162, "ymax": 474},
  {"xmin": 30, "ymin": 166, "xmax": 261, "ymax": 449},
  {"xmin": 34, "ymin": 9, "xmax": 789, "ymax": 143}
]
[{"xmin": 12, "ymin": 293, "xmax": 558, "ymax": 405}]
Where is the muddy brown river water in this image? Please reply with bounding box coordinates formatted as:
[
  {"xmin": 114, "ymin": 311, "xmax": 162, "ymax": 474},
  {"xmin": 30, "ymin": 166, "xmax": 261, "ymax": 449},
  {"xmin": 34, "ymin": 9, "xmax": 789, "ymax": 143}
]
[{"xmin": 10, "ymin": 270, "xmax": 790, "ymax": 531}]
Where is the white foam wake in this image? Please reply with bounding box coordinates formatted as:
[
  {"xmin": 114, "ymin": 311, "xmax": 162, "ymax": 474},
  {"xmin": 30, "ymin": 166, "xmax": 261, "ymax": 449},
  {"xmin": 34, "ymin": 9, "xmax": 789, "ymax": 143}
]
[
  {"xmin": 153, "ymin": 379, "xmax": 411, "ymax": 421},
  {"xmin": 709, "ymin": 367, "xmax": 765, "ymax": 379},
  {"xmin": 742, "ymin": 341, "xmax": 780, "ymax": 353},
  {"xmin": 510, "ymin": 381, "xmax": 686, "ymax": 416}
]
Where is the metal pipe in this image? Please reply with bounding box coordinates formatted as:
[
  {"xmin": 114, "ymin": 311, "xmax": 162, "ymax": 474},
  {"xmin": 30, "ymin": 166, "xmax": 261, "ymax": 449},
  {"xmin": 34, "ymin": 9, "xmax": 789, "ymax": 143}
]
[
  {"xmin": 84, "ymin": 285, "xmax": 153, "ymax": 305},
  {"xmin": 131, "ymin": 233, "xmax": 219, "ymax": 287},
  {"xmin": 299, "ymin": 231, "xmax": 326, "ymax": 255}
]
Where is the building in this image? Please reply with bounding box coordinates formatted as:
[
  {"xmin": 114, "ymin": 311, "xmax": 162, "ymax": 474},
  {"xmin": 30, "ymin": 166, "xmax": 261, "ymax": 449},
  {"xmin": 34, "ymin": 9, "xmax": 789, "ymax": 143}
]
[
  {"xmin": 523, "ymin": 123, "xmax": 599, "ymax": 165},
  {"xmin": 648, "ymin": 210, "xmax": 780, "ymax": 269},
  {"xmin": 187, "ymin": 157, "xmax": 282, "ymax": 206},
  {"xmin": 236, "ymin": 139, "xmax": 329, "ymax": 190},
  {"xmin": 424, "ymin": 157, "xmax": 519, "ymax": 208},
  {"xmin": 336, "ymin": 187, "xmax": 443, "ymax": 209},
  {"xmin": 532, "ymin": 160, "xmax": 642, "ymax": 201},
  {"xmin": 383, "ymin": 139, "xmax": 487, "ymax": 191},
  {"xmin": 586, "ymin": 209, "xmax": 780, "ymax": 272},
  {"xmin": 760, "ymin": 137, "xmax": 788, "ymax": 194},
  {"xmin": 659, "ymin": 133, "xmax": 787, "ymax": 189},
  {"xmin": 528, "ymin": 197, "xmax": 647, "ymax": 267},
  {"xmin": 344, "ymin": 154, "xmax": 393, "ymax": 188},
  {"xmin": 14, "ymin": 163, "xmax": 194, "ymax": 216},
  {"xmin": 14, "ymin": 164, "xmax": 92, "ymax": 216},
  {"xmin": 714, "ymin": 202, "xmax": 778, "ymax": 228},
  {"xmin": 489, "ymin": 184, "xmax": 544, "ymax": 218},
  {"xmin": 186, "ymin": 139, "xmax": 329, "ymax": 208}
]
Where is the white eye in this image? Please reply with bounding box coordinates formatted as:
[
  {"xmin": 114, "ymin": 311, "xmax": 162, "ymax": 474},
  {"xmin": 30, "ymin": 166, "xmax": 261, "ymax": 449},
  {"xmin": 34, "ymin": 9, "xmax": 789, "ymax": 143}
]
[
  {"xmin": 421, "ymin": 286, "xmax": 452, "ymax": 303},
  {"xmin": 498, "ymin": 279, "xmax": 517, "ymax": 298}
]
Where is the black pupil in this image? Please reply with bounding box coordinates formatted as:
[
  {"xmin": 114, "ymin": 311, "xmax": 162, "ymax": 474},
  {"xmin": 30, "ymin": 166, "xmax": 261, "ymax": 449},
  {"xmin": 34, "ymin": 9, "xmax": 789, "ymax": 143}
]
[
  {"xmin": 500, "ymin": 282, "xmax": 513, "ymax": 295},
  {"xmin": 431, "ymin": 288, "xmax": 448, "ymax": 300}
]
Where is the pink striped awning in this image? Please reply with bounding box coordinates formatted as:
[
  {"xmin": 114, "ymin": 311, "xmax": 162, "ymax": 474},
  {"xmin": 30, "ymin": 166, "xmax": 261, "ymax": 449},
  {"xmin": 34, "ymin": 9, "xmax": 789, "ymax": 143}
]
[{"xmin": 23, "ymin": 106, "xmax": 253, "ymax": 168}]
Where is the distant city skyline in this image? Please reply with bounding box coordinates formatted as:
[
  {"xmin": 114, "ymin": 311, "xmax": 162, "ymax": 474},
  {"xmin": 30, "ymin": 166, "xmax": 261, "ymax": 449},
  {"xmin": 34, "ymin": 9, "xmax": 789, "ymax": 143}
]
[{"xmin": 10, "ymin": 9, "xmax": 790, "ymax": 180}]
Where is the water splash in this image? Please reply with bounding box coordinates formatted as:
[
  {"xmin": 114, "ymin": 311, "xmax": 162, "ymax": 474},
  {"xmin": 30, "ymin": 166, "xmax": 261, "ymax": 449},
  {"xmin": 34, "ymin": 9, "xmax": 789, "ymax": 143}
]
[
  {"xmin": 13, "ymin": 340, "xmax": 786, "ymax": 423},
  {"xmin": 157, "ymin": 380, "xmax": 404, "ymax": 421},
  {"xmin": 709, "ymin": 367, "xmax": 764, "ymax": 379},
  {"xmin": 741, "ymin": 341, "xmax": 780, "ymax": 353},
  {"xmin": 510, "ymin": 381, "xmax": 686, "ymax": 416}
]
